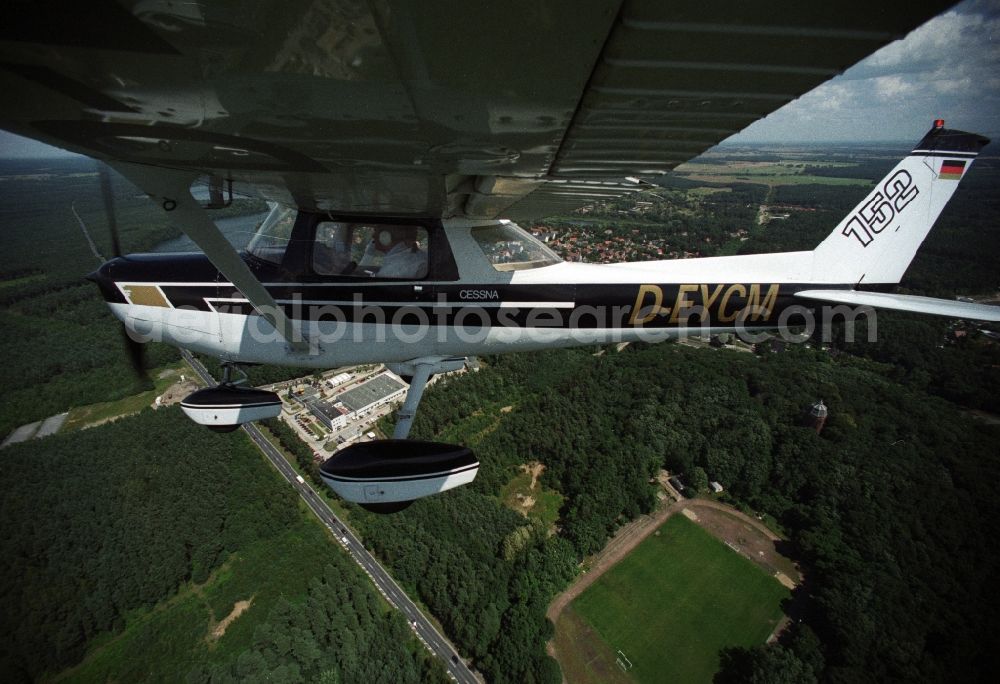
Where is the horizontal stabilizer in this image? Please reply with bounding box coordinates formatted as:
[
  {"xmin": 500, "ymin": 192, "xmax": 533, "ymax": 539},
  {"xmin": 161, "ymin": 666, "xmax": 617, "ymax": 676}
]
[{"xmin": 795, "ymin": 290, "xmax": 1000, "ymax": 322}]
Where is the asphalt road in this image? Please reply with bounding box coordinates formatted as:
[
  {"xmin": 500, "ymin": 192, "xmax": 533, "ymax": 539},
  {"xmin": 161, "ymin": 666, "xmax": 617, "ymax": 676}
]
[{"xmin": 181, "ymin": 351, "xmax": 481, "ymax": 684}]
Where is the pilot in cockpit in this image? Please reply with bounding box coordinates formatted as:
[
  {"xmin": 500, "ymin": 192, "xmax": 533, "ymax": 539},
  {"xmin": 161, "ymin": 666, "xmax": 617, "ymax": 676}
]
[{"xmin": 358, "ymin": 226, "xmax": 428, "ymax": 279}]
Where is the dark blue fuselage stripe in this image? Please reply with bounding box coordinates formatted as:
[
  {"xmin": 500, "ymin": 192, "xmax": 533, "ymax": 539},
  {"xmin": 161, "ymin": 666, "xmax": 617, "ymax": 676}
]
[{"xmin": 115, "ymin": 282, "xmax": 850, "ymax": 329}]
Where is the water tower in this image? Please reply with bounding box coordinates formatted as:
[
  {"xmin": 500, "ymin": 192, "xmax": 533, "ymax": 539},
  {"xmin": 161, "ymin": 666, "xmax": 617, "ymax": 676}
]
[{"xmin": 809, "ymin": 400, "xmax": 828, "ymax": 434}]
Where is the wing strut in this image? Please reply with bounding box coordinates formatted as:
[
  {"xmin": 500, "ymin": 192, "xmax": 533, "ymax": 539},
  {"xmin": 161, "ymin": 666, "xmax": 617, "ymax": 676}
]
[{"xmin": 109, "ymin": 162, "xmax": 313, "ymax": 354}]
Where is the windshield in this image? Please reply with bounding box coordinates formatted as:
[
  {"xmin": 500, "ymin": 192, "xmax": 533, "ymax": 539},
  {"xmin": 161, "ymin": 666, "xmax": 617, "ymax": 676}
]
[
  {"xmin": 245, "ymin": 203, "xmax": 296, "ymax": 264},
  {"xmin": 471, "ymin": 222, "xmax": 562, "ymax": 271}
]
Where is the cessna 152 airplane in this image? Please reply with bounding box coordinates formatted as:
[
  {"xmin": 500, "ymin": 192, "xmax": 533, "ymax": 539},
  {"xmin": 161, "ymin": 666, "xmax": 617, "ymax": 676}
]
[{"xmin": 2, "ymin": 1, "xmax": 997, "ymax": 511}]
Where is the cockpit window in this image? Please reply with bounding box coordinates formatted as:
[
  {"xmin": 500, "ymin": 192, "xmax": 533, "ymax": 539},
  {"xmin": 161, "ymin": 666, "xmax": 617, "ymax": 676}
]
[
  {"xmin": 245, "ymin": 203, "xmax": 296, "ymax": 265},
  {"xmin": 313, "ymin": 222, "xmax": 428, "ymax": 279},
  {"xmin": 471, "ymin": 222, "xmax": 562, "ymax": 271}
]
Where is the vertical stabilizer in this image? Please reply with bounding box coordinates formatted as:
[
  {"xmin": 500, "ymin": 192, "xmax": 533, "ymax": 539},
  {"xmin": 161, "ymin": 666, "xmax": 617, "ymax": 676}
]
[{"xmin": 811, "ymin": 121, "xmax": 989, "ymax": 284}]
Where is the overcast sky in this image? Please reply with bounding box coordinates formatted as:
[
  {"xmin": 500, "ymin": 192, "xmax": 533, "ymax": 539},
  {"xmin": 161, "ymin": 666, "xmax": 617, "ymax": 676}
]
[{"xmin": 1, "ymin": 0, "xmax": 998, "ymax": 157}]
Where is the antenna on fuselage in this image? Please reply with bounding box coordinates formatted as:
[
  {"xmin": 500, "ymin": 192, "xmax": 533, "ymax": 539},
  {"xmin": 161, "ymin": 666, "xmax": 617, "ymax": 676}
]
[{"xmin": 70, "ymin": 201, "xmax": 105, "ymax": 263}]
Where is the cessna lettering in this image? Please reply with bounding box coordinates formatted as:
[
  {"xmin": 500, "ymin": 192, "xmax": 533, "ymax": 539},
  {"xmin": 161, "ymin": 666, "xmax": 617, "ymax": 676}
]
[
  {"xmin": 459, "ymin": 289, "xmax": 500, "ymax": 300},
  {"xmin": 628, "ymin": 284, "xmax": 780, "ymax": 325}
]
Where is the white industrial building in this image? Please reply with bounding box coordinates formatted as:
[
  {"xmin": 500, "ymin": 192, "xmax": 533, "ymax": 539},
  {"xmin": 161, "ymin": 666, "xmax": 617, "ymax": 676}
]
[
  {"xmin": 307, "ymin": 371, "xmax": 407, "ymax": 429},
  {"xmin": 326, "ymin": 372, "xmax": 352, "ymax": 389},
  {"xmin": 337, "ymin": 372, "xmax": 407, "ymax": 417}
]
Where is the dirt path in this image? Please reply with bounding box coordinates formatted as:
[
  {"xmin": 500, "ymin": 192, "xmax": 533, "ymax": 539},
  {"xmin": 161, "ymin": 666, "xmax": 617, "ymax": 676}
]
[
  {"xmin": 689, "ymin": 499, "xmax": 784, "ymax": 543},
  {"xmin": 209, "ymin": 598, "xmax": 254, "ymax": 642},
  {"xmin": 968, "ymin": 409, "xmax": 1000, "ymax": 426},
  {"xmin": 526, "ymin": 462, "xmax": 543, "ymax": 489}
]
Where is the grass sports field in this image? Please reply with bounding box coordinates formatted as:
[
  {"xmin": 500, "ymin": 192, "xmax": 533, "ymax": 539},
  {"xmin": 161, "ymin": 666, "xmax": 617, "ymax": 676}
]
[{"xmin": 570, "ymin": 514, "xmax": 789, "ymax": 684}]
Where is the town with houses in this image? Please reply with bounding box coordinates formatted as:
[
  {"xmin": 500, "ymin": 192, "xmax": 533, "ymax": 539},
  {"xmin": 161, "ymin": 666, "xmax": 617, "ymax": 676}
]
[{"xmin": 526, "ymin": 194, "xmax": 753, "ymax": 264}]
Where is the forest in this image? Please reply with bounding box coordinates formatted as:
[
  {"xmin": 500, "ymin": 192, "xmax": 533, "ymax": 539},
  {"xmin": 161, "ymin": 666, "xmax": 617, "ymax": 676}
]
[
  {"xmin": 350, "ymin": 337, "xmax": 1000, "ymax": 683},
  {"xmin": 0, "ymin": 159, "xmax": 265, "ymax": 437},
  {"xmin": 6, "ymin": 340, "xmax": 997, "ymax": 682},
  {"xmin": 0, "ymin": 406, "xmax": 288, "ymax": 678},
  {"xmin": 335, "ymin": 149, "xmax": 1000, "ymax": 682},
  {"xmin": 0, "ymin": 407, "xmax": 446, "ymax": 683}
]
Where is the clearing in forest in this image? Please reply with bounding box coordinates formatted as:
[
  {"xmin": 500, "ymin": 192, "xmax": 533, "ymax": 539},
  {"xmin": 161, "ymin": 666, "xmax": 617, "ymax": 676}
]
[
  {"xmin": 499, "ymin": 461, "xmax": 563, "ymax": 531},
  {"xmin": 208, "ymin": 597, "xmax": 255, "ymax": 643}
]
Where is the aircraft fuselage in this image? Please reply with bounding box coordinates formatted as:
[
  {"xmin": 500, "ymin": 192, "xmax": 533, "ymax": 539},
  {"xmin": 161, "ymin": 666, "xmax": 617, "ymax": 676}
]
[{"xmin": 90, "ymin": 233, "xmax": 840, "ymax": 368}]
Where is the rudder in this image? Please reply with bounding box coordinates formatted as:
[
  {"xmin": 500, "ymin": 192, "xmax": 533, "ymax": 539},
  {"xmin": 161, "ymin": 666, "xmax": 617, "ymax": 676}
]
[{"xmin": 811, "ymin": 121, "xmax": 989, "ymax": 285}]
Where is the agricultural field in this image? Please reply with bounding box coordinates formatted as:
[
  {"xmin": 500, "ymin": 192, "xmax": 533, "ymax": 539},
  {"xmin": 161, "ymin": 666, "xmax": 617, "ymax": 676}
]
[
  {"xmin": 675, "ymin": 159, "xmax": 873, "ymax": 187},
  {"xmin": 567, "ymin": 515, "xmax": 788, "ymax": 684}
]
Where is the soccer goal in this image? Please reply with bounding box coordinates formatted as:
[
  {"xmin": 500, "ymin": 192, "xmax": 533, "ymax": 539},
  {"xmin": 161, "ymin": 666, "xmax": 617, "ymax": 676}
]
[{"xmin": 616, "ymin": 650, "xmax": 633, "ymax": 672}]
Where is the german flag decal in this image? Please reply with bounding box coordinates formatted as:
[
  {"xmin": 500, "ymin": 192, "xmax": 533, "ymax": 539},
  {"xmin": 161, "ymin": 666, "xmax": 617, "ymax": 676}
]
[{"xmin": 940, "ymin": 159, "xmax": 966, "ymax": 180}]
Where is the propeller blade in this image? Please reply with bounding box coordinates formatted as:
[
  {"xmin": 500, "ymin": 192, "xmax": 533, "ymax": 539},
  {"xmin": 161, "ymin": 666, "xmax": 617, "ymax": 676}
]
[
  {"xmin": 98, "ymin": 163, "xmax": 122, "ymax": 258},
  {"xmin": 120, "ymin": 323, "xmax": 149, "ymax": 381},
  {"xmin": 99, "ymin": 166, "xmax": 148, "ymax": 381}
]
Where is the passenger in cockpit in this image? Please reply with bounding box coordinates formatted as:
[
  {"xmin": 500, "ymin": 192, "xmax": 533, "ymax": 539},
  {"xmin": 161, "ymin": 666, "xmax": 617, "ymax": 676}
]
[{"xmin": 313, "ymin": 223, "xmax": 353, "ymax": 275}]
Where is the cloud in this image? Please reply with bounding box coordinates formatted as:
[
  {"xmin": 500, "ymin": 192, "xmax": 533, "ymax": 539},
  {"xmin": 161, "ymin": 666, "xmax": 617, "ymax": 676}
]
[
  {"xmin": 812, "ymin": 84, "xmax": 853, "ymax": 111},
  {"xmin": 873, "ymin": 76, "xmax": 916, "ymax": 100},
  {"xmin": 729, "ymin": 0, "xmax": 1000, "ymax": 142}
]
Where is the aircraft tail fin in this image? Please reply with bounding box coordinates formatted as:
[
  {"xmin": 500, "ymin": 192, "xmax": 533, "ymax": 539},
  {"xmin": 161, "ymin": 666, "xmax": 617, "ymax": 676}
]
[{"xmin": 811, "ymin": 121, "xmax": 989, "ymax": 284}]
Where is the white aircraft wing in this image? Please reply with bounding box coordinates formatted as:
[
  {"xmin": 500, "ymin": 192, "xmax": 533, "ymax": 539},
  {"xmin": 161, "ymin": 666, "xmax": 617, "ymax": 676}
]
[
  {"xmin": 796, "ymin": 290, "xmax": 1000, "ymax": 322},
  {"xmin": 0, "ymin": 0, "xmax": 956, "ymax": 219}
]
